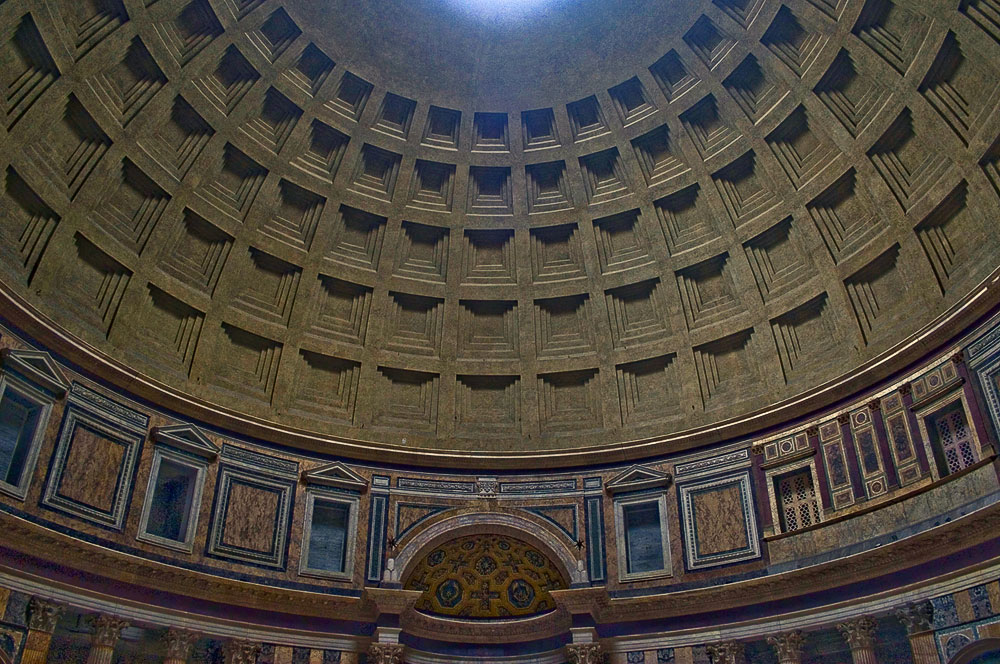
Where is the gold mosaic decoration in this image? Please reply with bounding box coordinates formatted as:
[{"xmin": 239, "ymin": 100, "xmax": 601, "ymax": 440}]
[{"xmin": 404, "ymin": 535, "xmax": 566, "ymax": 618}]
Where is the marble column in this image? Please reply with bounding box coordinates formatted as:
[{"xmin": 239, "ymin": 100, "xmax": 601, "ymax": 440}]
[
  {"xmin": 19, "ymin": 597, "xmax": 63, "ymax": 664},
  {"xmin": 706, "ymin": 641, "xmax": 745, "ymax": 664},
  {"xmin": 85, "ymin": 614, "xmax": 130, "ymax": 664},
  {"xmin": 162, "ymin": 627, "xmax": 198, "ymax": 664},
  {"xmin": 837, "ymin": 616, "xmax": 879, "ymax": 664},
  {"xmin": 767, "ymin": 630, "xmax": 806, "ymax": 664},
  {"xmin": 223, "ymin": 639, "xmax": 262, "ymax": 664},
  {"xmin": 368, "ymin": 642, "xmax": 405, "ymax": 664},
  {"xmin": 897, "ymin": 601, "xmax": 940, "ymax": 664},
  {"xmin": 565, "ymin": 642, "xmax": 603, "ymax": 664}
]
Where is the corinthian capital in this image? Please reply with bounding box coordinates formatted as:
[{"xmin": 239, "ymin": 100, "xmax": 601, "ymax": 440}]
[
  {"xmin": 162, "ymin": 628, "xmax": 198, "ymax": 660},
  {"xmin": 223, "ymin": 639, "xmax": 261, "ymax": 664},
  {"xmin": 896, "ymin": 601, "xmax": 934, "ymax": 635},
  {"xmin": 766, "ymin": 631, "xmax": 805, "ymax": 664},
  {"xmin": 707, "ymin": 641, "xmax": 745, "ymax": 664},
  {"xmin": 837, "ymin": 616, "xmax": 878, "ymax": 650},
  {"xmin": 565, "ymin": 642, "xmax": 603, "ymax": 664},
  {"xmin": 89, "ymin": 614, "xmax": 129, "ymax": 649},
  {"xmin": 27, "ymin": 597, "xmax": 64, "ymax": 634},
  {"xmin": 368, "ymin": 643, "xmax": 405, "ymax": 664}
]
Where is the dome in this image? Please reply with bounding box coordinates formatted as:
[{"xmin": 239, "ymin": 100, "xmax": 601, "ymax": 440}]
[
  {"xmin": 1, "ymin": 0, "xmax": 997, "ymax": 466},
  {"xmin": 1, "ymin": 1, "xmax": 1000, "ymax": 663}
]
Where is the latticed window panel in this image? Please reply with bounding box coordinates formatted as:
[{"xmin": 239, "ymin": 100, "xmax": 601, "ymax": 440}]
[
  {"xmin": 777, "ymin": 469, "xmax": 821, "ymax": 533},
  {"xmin": 935, "ymin": 406, "xmax": 977, "ymax": 475}
]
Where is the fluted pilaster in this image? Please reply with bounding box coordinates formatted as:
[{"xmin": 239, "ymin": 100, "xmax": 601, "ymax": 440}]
[
  {"xmin": 897, "ymin": 602, "xmax": 939, "ymax": 664},
  {"xmin": 20, "ymin": 597, "xmax": 63, "ymax": 664},
  {"xmin": 85, "ymin": 614, "xmax": 129, "ymax": 664}
]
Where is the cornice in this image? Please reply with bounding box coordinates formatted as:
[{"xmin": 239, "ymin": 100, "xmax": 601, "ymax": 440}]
[{"xmin": 0, "ymin": 510, "xmax": 368, "ymax": 623}]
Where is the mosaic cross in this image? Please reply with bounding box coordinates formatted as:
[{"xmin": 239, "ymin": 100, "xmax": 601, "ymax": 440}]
[
  {"xmin": 470, "ymin": 580, "xmax": 499, "ymax": 610},
  {"xmin": 502, "ymin": 554, "xmax": 521, "ymax": 572}
]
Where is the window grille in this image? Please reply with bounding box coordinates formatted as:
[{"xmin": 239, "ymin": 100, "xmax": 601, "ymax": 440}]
[
  {"xmin": 934, "ymin": 406, "xmax": 977, "ymax": 475},
  {"xmin": 777, "ymin": 469, "xmax": 821, "ymax": 532}
]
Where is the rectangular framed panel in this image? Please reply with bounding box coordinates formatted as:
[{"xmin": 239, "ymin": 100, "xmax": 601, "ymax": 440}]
[
  {"xmin": 41, "ymin": 405, "xmax": 144, "ymax": 530},
  {"xmin": 206, "ymin": 465, "xmax": 295, "ymax": 569},
  {"xmin": 679, "ymin": 471, "xmax": 760, "ymax": 570}
]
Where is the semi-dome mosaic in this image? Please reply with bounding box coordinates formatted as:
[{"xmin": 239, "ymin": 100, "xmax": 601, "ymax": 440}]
[
  {"xmin": 403, "ymin": 535, "xmax": 566, "ymax": 618},
  {"xmin": 0, "ymin": 0, "xmax": 996, "ymax": 464}
]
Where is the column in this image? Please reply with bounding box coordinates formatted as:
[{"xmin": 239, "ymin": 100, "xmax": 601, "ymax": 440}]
[
  {"xmin": 162, "ymin": 627, "xmax": 198, "ymax": 664},
  {"xmin": 20, "ymin": 597, "xmax": 63, "ymax": 664},
  {"xmin": 766, "ymin": 630, "xmax": 805, "ymax": 664},
  {"xmin": 706, "ymin": 641, "xmax": 745, "ymax": 664},
  {"xmin": 223, "ymin": 639, "xmax": 261, "ymax": 664},
  {"xmin": 897, "ymin": 601, "xmax": 940, "ymax": 664},
  {"xmin": 85, "ymin": 614, "xmax": 130, "ymax": 664},
  {"xmin": 565, "ymin": 643, "xmax": 602, "ymax": 664},
  {"xmin": 837, "ymin": 615, "xmax": 879, "ymax": 664},
  {"xmin": 368, "ymin": 642, "xmax": 405, "ymax": 664}
]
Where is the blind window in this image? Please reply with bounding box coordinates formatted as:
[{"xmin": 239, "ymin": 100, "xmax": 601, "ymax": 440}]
[
  {"xmin": 146, "ymin": 459, "xmax": 198, "ymax": 542},
  {"xmin": 623, "ymin": 501, "xmax": 664, "ymax": 575},
  {"xmin": 307, "ymin": 500, "xmax": 351, "ymax": 573},
  {"xmin": 0, "ymin": 389, "xmax": 41, "ymax": 487}
]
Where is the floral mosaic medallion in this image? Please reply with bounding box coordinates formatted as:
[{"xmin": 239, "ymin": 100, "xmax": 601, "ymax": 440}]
[{"xmin": 404, "ymin": 534, "xmax": 566, "ymax": 618}]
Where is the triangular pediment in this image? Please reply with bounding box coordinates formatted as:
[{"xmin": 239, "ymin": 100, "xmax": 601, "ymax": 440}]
[
  {"xmin": 152, "ymin": 424, "xmax": 220, "ymax": 459},
  {"xmin": 302, "ymin": 462, "xmax": 368, "ymax": 492},
  {"xmin": 1, "ymin": 349, "xmax": 70, "ymax": 397},
  {"xmin": 606, "ymin": 465, "xmax": 672, "ymax": 494}
]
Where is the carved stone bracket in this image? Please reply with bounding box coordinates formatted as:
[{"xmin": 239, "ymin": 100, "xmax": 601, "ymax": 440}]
[{"xmin": 565, "ymin": 642, "xmax": 603, "ymax": 664}]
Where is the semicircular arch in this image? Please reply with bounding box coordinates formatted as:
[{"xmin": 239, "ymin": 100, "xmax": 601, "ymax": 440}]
[{"xmin": 388, "ymin": 508, "xmax": 587, "ymax": 586}]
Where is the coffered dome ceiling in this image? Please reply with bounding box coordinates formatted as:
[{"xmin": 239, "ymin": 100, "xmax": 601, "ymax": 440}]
[{"xmin": 0, "ymin": 0, "xmax": 998, "ymax": 462}]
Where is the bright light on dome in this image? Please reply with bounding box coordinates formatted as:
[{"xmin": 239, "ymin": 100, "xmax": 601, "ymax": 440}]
[{"xmin": 446, "ymin": 0, "xmax": 570, "ymax": 21}]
